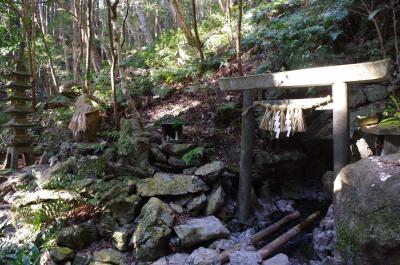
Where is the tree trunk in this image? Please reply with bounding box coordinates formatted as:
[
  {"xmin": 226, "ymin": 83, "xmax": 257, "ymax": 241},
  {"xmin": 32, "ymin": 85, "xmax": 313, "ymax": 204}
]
[
  {"xmin": 226, "ymin": 0, "xmax": 233, "ymax": 43},
  {"xmin": 85, "ymin": 0, "xmax": 94, "ymax": 91},
  {"xmin": 73, "ymin": 0, "xmax": 83, "ymax": 81},
  {"xmin": 133, "ymin": 2, "xmax": 154, "ymax": 45},
  {"xmin": 61, "ymin": 30, "xmax": 71, "ymax": 72},
  {"xmin": 191, "ymin": 0, "xmax": 204, "ymax": 63},
  {"xmin": 170, "ymin": 0, "xmax": 195, "ymax": 45},
  {"xmin": 36, "ymin": 4, "xmax": 59, "ymax": 94},
  {"xmin": 107, "ymin": 0, "xmax": 143, "ymax": 126},
  {"xmin": 106, "ymin": 0, "xmax": 119, "ymax": 129}
]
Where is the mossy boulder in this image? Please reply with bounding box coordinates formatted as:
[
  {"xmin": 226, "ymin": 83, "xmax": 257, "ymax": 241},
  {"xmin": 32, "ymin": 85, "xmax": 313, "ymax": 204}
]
[
  {"xmin": 334, "ymin": 154, "xmax": 400, "ymax": 264},
  {"xmin": 136, "ymin": 172, "xmax": 209, "ymax": 197},
  {"xmin": 77, "ymin": 156, "xmax": 108, "ymax": 178},
  {"xmin": 106, "ymin": 194, "xmax": 142, "ymax": 225},
  {"xmin": 93, "ymin": 248, "xmax": 125, "ymax": 265},
  {"xmin": 152, "ymin": 84, "xmax": 172, "ymax": 100},
  {"xmin": 118, "ymin": 118, "xmax": 149, "ymax": 162},
  {"xmin": 56, "ymin": 221, "xmax": 99, "ymax": 250},
  {"xmin": 112, "ymin": 225, "xmax": 134, "ymax": 251},
  {"xmin": 132, "ymin": 197, "xmax": 175, "ymax": 262},
  {"xmin": 49, "ymin": 247, "xmax": 75, "ymax": 263}
]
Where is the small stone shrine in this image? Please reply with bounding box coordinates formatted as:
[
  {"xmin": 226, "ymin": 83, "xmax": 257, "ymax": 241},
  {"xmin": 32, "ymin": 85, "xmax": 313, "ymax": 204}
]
[{"xmin": 2, "ymin": 43, "xmax": 34, "ymax": 169}]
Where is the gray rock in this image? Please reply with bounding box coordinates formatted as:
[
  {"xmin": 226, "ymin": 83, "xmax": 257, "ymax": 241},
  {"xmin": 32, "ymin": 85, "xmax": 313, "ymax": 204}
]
[
  {"xmin": 5, "ymin": 189, "xmax": 78, "ymax": 208},
  {"xmin": 132, "ymin": 197, "xmax": 175, "ymax": 262},
  {"xmin": 334, "ymin": 154, "xmax": 400, "ymax": 264},
  {"xmin": 348, "ymin": 85, "xmax": 367, "ymax": 108},
  {"xmin": 174, "ymin": 216, "xmax": 230, "ymax": 249},
  {"xmin": 170, "ymin": 202, "xmax": 184, "ymax": 213},
  {"xmin": 56, "ymin": 222, "xmax": 98, "ymax": 250},
  {"xmin": 153, "ymin": 84, "xmax": 172, "ymax": 100},
  {"xmin": 93, "ymin": 248, "xmax": 125, "ymax": 265},
  {"xmin": 152, "ymin": 253, "xmax": 190, "ymax": 265},
  {"xmin": 183, "ymin": 167, "xmax": 198, "ymax": 175},
  {"xmin": 97, "ymin": 214, "xmax": 119, "ymax": 239},
  {"xmin": 88, "ymin": 262, "xmax": 109, "ymax": 265},
  {"xmin": 72, "ymin": 253, "xmax": 90, "ymax": 265},
  {"xmin": 160, "ymin": 143, "xmax": 194, "ymax": 156},
  {"xmin": 350, "ymin": 102, "xmax": 386, "ymax": 134},
  {"xmin": 184, "ymin": 85, "xmax": 199, "ymax": 94},
  {"xmin": 313, "ymin": 206, "xmax": 335, "ymax": 260},
  {"xmin": 106, "ymin": 194, "xmax": 142, "ymax": 225},
  {"xmin": 187, "ymin": 247, "xmax": 219, "ymax": 265},
  {"xmin": 30, "ymin": 165, "xmax": 51, "ymax": 188},
  {"xmin": 112, "ymin": 225, "xmax": 134, "ymax": 251},
  {"xmin": 49, "ymin": 247, "xmax": 75, "ymax": 263},
  {"xmin": 151, "ymin": 146, "xmax": 168, "ymax": 163},
  {"xmin": 322, "ymin": 171, "xmax": 335, "ymax": 198},
  {"xmin": 168, "ymin": 156, "xmax": 188, "ymax": 168},
  {"xmin": 229, "ymin": 250, "xmax": 262, "ymax": 265},
  {"xmin": 208, "ymin": 239, "xmax": 235, "ymax": 252},
  {"xmin": 117, "ymin": 118, "xmax": 153, "ymax": 176},
  {"xmin": 137, "ymin": 172, "xmax": 209, "ymax": 197},
  {"xmin": 186, "ymin": 193, "xmax": 207, "ymax": 214},
  {"xmin": 195, "ymin": 161, "xmax": 225, "ymax": 183},
  {"xmin": 206, "ymin": 186, "xmax": 225, "ymax": 215},
  {"xmin": 262, "ymin": 254, "xmax": 289, "ymax": 265},
  {"xmin": 275, "ymin": 200, "xmax": 295, "ymax": 213},
  {"xmin": 253, "ymin": 150, "xmax": 307, "ymax": 179},
  {"xmin": 363, "ymin": 84, "xmax": 387, "ymax": 102}
]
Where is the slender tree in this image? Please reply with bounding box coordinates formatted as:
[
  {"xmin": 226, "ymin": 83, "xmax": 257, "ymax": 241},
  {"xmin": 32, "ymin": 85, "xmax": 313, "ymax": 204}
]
[
  {"xmin": 191, "ymin": 0, "xmax": 204, "ymax": 63},
  {"xmin": 106, "ymin": 0, "xmax": 120, "ymax": 129},
  {"xmin": 170, "ymin": 0, "xmax": 195, "ymax": 45},
  {"xmin": 85, "ymin": 0, "xmax": 94, "ymax": 91}
]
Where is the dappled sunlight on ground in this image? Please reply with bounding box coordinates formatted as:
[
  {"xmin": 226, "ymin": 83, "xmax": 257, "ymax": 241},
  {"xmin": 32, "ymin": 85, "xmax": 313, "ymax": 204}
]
[{"xmin": 144, "ymin": 97, "xmax": 201, "ymax": 124}]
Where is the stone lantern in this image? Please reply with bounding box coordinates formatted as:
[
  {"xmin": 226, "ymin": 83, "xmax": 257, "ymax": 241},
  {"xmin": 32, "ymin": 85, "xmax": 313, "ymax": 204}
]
[{"xmin": 2, "ymin": 44, "xmax": 34, "ymax": 169}]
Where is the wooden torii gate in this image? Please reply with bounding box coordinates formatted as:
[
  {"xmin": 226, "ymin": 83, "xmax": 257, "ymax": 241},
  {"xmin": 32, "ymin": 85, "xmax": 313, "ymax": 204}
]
[{"xmin": 219, "ymin": 59, "xmax": 390, "ymax": 220}]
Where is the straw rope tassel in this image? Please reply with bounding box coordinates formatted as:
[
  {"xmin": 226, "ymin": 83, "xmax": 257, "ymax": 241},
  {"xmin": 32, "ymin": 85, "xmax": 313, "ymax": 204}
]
[
  {"xmin": 260, "ymin": 104, "xmax": 271, "ymax": 130},
  {"xmin": 296, "ymin": 107, "xmax": 305, "ymax": 132},
  {"xmin": 269, "ymin": 106, "xmax": 278, "ymax": 131}
]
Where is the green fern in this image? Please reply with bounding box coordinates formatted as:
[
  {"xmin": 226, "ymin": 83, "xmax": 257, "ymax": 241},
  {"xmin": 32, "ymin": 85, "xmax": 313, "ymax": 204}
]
[{"xmin": 182, "ymin": 147, "xmax": 205, "ymax": 165}]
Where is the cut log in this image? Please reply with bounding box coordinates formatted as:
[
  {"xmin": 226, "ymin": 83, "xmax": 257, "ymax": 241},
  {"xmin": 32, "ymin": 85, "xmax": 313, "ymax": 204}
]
[
  {"xmin": 219, "ymin": 59, "xmax": 390, "ymax": 91},
  {"xmin": 257, "ymin": 211, "xmax": 320, "ymax": 260},
  {"xmin": 218, "ymin": 211, "xmax": 301, "ymax": 263}
]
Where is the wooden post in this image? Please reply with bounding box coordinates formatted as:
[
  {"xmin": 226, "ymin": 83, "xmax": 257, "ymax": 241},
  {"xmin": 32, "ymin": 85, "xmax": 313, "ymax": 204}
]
[
  {"xmin": 238, "ymin": 90, "xmax": 255, "ymax": 222},
  {"xmin": 332, "ymin": 82, "xmax": 349, "ymax": 174}
]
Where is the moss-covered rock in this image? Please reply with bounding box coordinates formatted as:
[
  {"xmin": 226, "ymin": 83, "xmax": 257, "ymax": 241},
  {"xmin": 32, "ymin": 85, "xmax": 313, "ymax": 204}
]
[
  {"xmin": 56, "ymin": 221, "xmax": 99, "ymax": 250},
  {"xmin": 106, "ymin": 194, "xmax": 142, "ymax": 225},
  {"xmin": 49, "ymin": 247, "xmax": 75, "ymax": 263},
  {"xmin": 137, "ymin": 172, "xmax": 209, "ymax": 197},
  {"xmin": 118, "ymin": 118, "xmax": 149, "ymax": 162},
  {"xmin": 132, "ymin": 197, "xmax": 175, "ymax": 262},
  {"xmin": 93, "ymin": 248, "xmax": 125, "ymax": 265},
  {"xmin": 77, "ymin": 156, "xmax": 108, "ymax": 178},
  {"xmin": 334, "ymin": 154, "xmax": 400, "ymax": 264}
]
